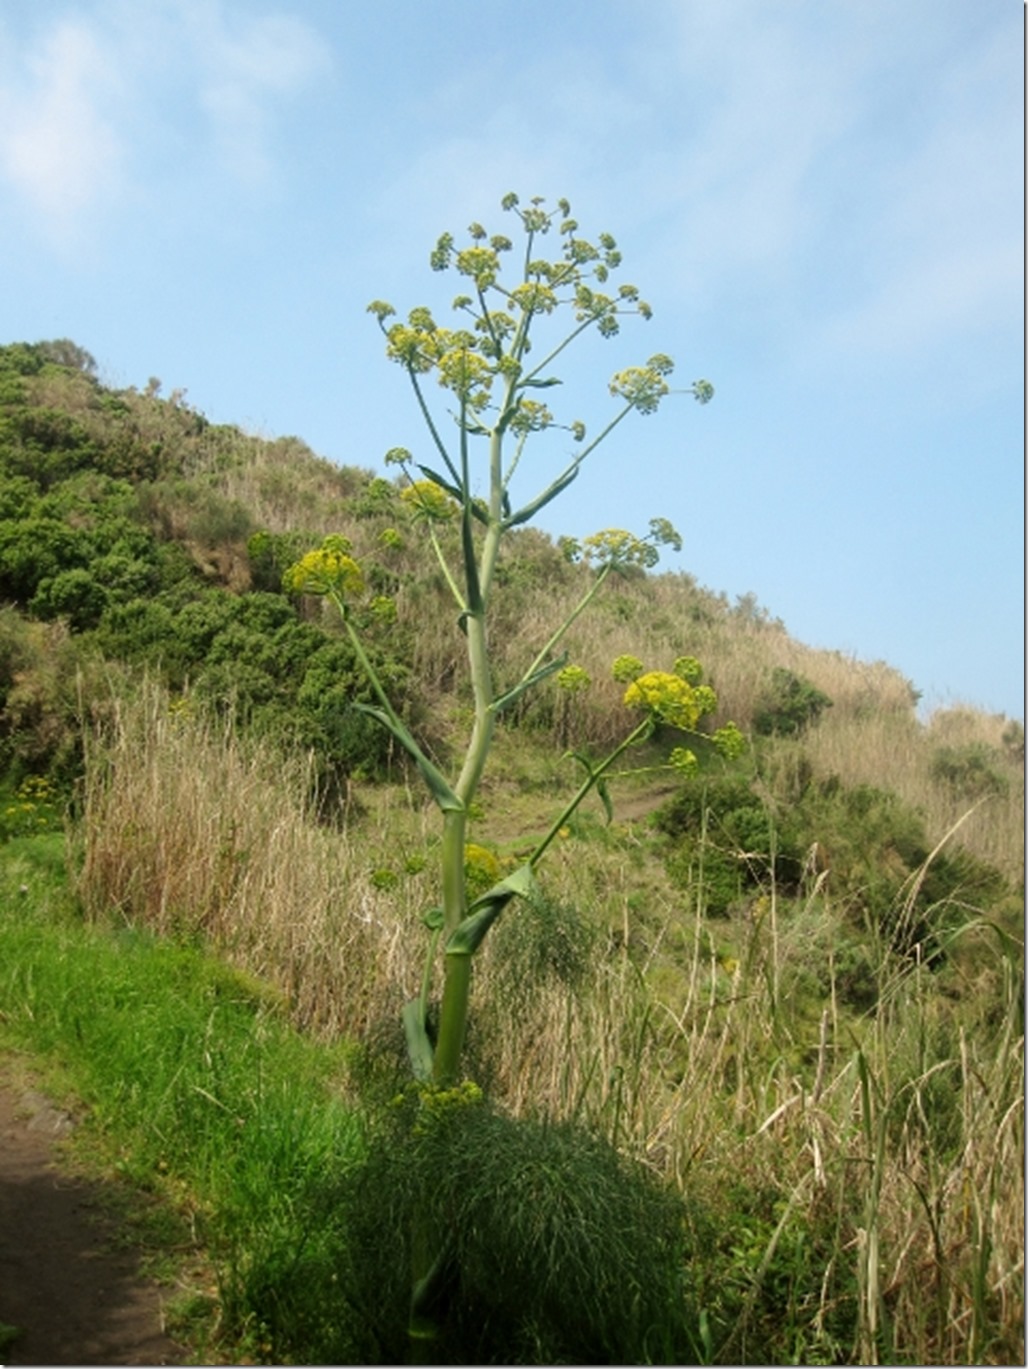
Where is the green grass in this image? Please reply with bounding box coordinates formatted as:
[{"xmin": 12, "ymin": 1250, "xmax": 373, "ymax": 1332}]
[
  {"xmin": 0, "ymin": 834, "xmax": 365, "ymax": 1364},
  {"xmin": 3, "ymin": 828, "xmax": 1023, "ymax": 1365}
]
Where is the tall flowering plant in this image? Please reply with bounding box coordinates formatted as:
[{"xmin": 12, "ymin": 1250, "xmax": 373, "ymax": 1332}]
[
  {"xmin": 287, "ymin": 194, "xmax": 728, "ymax": 1088},
  {"xmin": 286, "ymin": 195, "xmax": 736, "ymax": 1347}
]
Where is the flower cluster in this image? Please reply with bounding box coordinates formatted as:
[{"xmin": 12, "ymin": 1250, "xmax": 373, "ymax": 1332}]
[
  {"xmin": 712, "ymin": 722, "xmax": 747, "ymax": 760},
  {"xmin": 412, "ymin": 1079, "xmax": 484, "ymax": 1136},
  {"xmin": 556, "ymin": 664, "xmax": 591, "ymax": 694},
  {"xmin": 609, "ymin": 354, "xmax": 675, "ymax": 415},
  {"xmin": 581, "ymin": 528, "xmax": 660, "ymax": 570},
  {"xmin": 464, "ymin": 843, "xmax": 501, "ymax": 899},
  {"xmin": 1, "ymin": 776, "xmax": 61, "ymax": 839},
  {"xmin": 389, "ymin": 1079, "xmax": 485, "ymax": 1136},
  {"xmin": 674, "ymin": 655, "xmax": 703, "ymax": 684},
  {"xmin": 611, "ymin": 654, "xmax": 644, "ymax": 683},
  {"xmin": 400, "ymin": 480, "xmax": 457, "ymax": 522},
  {"xmin": 669, "ymin": 746, "xmax": 699, "ymax": 776},
  {"xmin": 368, "ymin": 195, "xmax": 669, "ymax": 435},
  {"xmin": 623, "ymin": 670, "xmax": 713, "ymax": 731},
  {"xmin": 283, "ymin": 535, "xmax": 364, "ymax": 598}
]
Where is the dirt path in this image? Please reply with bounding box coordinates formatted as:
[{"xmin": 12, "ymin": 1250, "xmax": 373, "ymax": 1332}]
[{"xmin": 0, "ymin": 1070, "xmax": 187, "ymax": 1367}]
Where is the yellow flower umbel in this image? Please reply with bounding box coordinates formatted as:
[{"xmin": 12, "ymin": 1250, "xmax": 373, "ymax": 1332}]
[
  {"xmin": 464, "ymin": 843, "xmax": 501, "ymax": 900},
  {"xmin": 283, "ymin": 535, "xmax": 365, "ymax": 599},
  {"xmin": 400, "ymin": 480, "xmax": 457, "ymax": 523},
  {"xmin": 623, "ymin": 670, "xmax": 708, "ymax": 731}
]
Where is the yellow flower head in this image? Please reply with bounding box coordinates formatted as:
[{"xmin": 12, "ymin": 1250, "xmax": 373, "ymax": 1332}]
[
  {"xmin": 624, "ymin": 670, "xmax": 703, "ymax": 731},
  {"xmin": 669, "ymin": 746, "xmax": 698, "ymax": 776},
  {"xmin": 283, "ymin": 536, "xmax": 364, "ymax": 598},
  {"xmin": 611, "ymin": 654, "xmax": 644, "ymax": 683},
  {"xmin": 464, "ymin": 843, "xmax": 501, "ymax": 898},
  {"xmin": 400, "ymin": 480, "xmax": 457, "ymax": 523},
  {"xmin": 556, "ymin": 664, "xmax": 591, "ymax": 694}
]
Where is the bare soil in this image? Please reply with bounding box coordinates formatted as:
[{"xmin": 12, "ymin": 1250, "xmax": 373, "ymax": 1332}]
[{"xmin": 0, "ymin": 1066, "xmax": 188, "ymax": 1367}]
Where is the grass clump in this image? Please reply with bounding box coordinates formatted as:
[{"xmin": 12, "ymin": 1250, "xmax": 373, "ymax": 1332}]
[{"xmin": 336, "ymin": 1088, "xmax": 706, "ymax": 1365}]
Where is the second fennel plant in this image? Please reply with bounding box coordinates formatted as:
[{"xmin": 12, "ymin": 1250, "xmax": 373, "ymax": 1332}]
[{"xmin": 286, "ymin": 193, "xmax": 735, "ymax": 1092}]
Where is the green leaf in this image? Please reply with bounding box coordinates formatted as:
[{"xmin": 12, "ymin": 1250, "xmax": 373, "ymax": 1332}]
[
  {"xmin": 402, "ymin": 998, "xmax": 435, "ymax": 1082},
  {"xmin": 502, "ymin": 460, "xmax": 580, "ymax": 530},
  {"xmin": 491, "ymin": 653, "xmax": 569, "ymax": 715},
  {"xmin": 421, "ymin": 907, "xmax": 444, "ymax": 931},
  {"xmin": 520, "ymin": 375, "xmax": 563, "ymax": 388},
  {"xmin": 596, "ymin": 777, "xmax": 614, "ymax": 825},
  {"xmin": 352, "ymin": 704, "xmax": 463, "ymax": 812},
  {"xmin": 445, "ymin": 864, "xmax": 538, "ymax": 957}
]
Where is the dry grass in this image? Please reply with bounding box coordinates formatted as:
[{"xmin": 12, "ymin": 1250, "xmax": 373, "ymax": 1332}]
[{"xmin": 74, "ymin": 679, "xmax": 1024, "ymax": 1363}]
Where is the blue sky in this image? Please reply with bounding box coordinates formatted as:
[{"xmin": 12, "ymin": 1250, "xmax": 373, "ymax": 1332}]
[{"xmin": 1, "ymin": 0, "xmax": 1022, "ymax": 719}]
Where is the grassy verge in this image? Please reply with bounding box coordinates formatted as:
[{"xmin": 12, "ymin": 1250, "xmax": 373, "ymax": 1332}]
[{"xmin": 0, "ymin": 834, "xmax": 365, "ymax": 1364}]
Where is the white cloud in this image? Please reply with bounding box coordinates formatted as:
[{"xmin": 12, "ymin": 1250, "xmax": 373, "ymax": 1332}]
[
  {"xmin": 0, "ymin": 17, "xmax": 125, "ymax": 238},
  {"xmin": 637, "ymin": 0, "xmax": 1021, "ymax": 375},
  {"xmin": 178, "ymin": 3, "xmax": 330, "ymax": 184},
  {"xmin": 0, "ymin": 1, "xmax": 330, "ymax": 242}
]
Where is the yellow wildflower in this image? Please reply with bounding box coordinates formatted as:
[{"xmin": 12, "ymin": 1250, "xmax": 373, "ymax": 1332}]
[
  {"xmin": 283, "ymin": 535, "xmax": 364, "ymax": 598},
  {"xmin": 400, "ymin": 480, "xmax": 457, "ymax": 522},
  {"xmin": 464, "ymin": 843, "xmax": 501, "ymax": 898},
  {"xmin": 623, "ymin": 670, "xmax": 703, "ymax": 731}
]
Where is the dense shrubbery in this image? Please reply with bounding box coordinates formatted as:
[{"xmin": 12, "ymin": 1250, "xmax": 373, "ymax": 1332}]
[
  {"xmin": 753, "ymin": 666, "xmax": 833, "ymax": 737},
  {"xmin": 0, "ymin": 342, "xmax": 427, "ymax": 793},
  {"xmin": 333, "ymin": 1095, "xmax": 705, "ymax": 1365},
  {"xmin": 654, "ymin": 768, "xmax": 1009, "ymax": 964}
]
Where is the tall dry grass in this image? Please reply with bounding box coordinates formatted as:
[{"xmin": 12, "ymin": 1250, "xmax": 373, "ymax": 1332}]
[
  {"xmin": 76, "ymin": 680, "xmax": 428, "ymax": 1037},
  {"xmin": 74, "ymin": 679, "xmax": 1023, "ymax": 1363}
]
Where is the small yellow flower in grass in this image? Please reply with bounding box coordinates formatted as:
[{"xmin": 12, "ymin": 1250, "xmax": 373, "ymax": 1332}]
[
  {"xmin": 623, "ymin": 670, "xmax": 704, "ymax": 731},
  {"xmin": 283, "ymin": 535, "xmax": 364, "ymax": 598}
]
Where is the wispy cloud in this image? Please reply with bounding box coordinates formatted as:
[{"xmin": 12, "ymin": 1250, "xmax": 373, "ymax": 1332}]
[
  {"xmin": 0, "ymin": 1, "xmax": 330, "ymax": 245},
  {"xmin": 0, "ymin": 16, "xmax": 125, "ymax": 238},
  {"xmin": 177, "ymin": 2, "xmax": 330, "ymax": 185},
  {"xmin": 644, "ymin": 0, "xmax": 1021, "ymax": 372}
]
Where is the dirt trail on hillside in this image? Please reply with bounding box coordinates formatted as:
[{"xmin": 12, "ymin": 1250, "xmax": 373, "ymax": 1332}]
[{"xmin": 0, "ymin": 1067, "xmax": 186, "ymax": 1367}]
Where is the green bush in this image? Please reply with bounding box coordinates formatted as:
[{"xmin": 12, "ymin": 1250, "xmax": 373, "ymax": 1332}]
[
  {"xmin": 753, "ymin": 667, "xmax": 832, "ymax": 737},
  {"xmin": 930, "ymin": 742, "xmax": 1009, "ymax": 799},
  {"xmin": 656, "ymin": 777, "xmax": 804, "ymax": 915},
  {"xmin": 30, "ymin": 569, "xmax": 109, "ymax": 631}
]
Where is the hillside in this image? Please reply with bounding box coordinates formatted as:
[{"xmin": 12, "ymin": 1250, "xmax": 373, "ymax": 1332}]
[
  {"xmin": 0, "ymin": 337, "xmax": 1023, "ymax": 1364},
  {"xmin": 1, "ymin": 337, "xmax": 1022, "ymax": 876}
]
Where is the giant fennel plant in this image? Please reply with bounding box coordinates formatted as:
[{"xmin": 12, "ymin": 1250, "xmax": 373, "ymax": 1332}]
[{"xmin": 285, "ymin": 194, "xmax": 740, "ymax": 1350}]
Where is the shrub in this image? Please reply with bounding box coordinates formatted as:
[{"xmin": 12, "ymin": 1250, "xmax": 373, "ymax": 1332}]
[
  {"xmin": 930, "ymin": 742, "xmax": 1009, "ymax": 799},
  {"xmin": 30, "ymin": 568, "xmax": 109, "ymax": 630},
  {"xmin": 753, "ymin": 667, "xmax": 832, "ymax": 737},
  {"xmin": 656, "ymin": 777, "xmax": 804, "ymax": 915}
]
